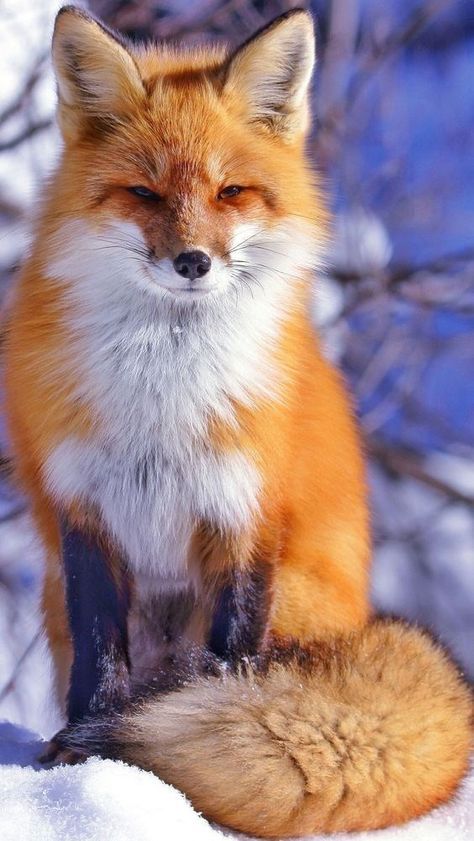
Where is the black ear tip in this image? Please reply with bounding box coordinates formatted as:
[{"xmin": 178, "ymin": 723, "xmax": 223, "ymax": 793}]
[
  {"xmin": 57, "ymin": 4, "xmax": 78, "ymax": 14},
  {"xmin": 54, "ymin": 5, "xmax": 95, "ymax": 37},
  {"xmin": 249, "ymin": 8, "xmax": 315, "ymax": 49},
  {"xmin": 56, "ymin": 5, "xmax": 91, "ymax": 22},
  {"xmin": 53, "ymin": 5, "xmax": 131, "ymax": 52},
  {"xmin": 283, "ymin": 8, "xmax": 313, "ymax": 19},
  {"xmin": 272, "ymin": 8, "xmax": 315, "ymax": 28}
]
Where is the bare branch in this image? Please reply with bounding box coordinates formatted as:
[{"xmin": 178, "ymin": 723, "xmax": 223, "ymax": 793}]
[
  {"xmin": 368, "ymin": 440, "xmax": 474, "ymax": 507},
  {"xmin": 0, "ymin": 632, "xmax": 41, "ymax": 705},
  {"xmin": 0, "ymin": 53, "xmax": 48, "ymax": 128},
  {"xmin": 0, "ymin": 118, "xmax": 52, "ymax": 153}
]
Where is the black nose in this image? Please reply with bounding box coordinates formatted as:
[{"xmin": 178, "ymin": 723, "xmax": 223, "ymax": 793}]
[{"xmin": 173, "ymin": 250, "xmax": 211, "ymax": 282}]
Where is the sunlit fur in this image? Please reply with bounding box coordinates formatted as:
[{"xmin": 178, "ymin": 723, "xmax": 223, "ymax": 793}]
[{"xmin": 2, "ymin": 7, "xmax": 471, "ymax": 837}]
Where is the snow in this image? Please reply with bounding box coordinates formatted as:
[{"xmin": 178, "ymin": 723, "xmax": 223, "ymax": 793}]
[
  {"xmin": 0, "ymin": 722, "xmax": 220, "ymax": 841},
  {"xmin": 0, "ymin": 721, "xmax": 473, "ymax": 841}
]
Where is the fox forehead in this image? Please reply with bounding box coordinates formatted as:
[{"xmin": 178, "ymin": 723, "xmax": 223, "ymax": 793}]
[
  {"xmin": 86, "ymin": 79, "xmax": 273, "ymax": 189},
  {"xmin": 133, "ymin": 53, "xmax": 229, "ymax": 168},
  {"xmin": 135, "ymin": 43, "xmax": 227, "ymax": 88}
]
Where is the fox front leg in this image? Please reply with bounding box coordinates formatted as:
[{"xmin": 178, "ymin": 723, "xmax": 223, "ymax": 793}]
[
  {"xmin": 61, "ymin": 523, "xmax": 131, "ymax": 723},
  {"xmin": 40, "ymin": 524, "xmax": 130, "ymax": 764},
  {"xmin": 196, "ymin": 525, "xmax": 275, "ymax": 664},
  {"xmin": 41, "ymin": 524, "xmax": 130, "ymax": 764},
  {"xmin": 41, "ymin": 523, "xmax": 131, "ymax": 765},
  {"xmin": 209, "ymin": 560, "xmax": 273, "ymax": 664}
]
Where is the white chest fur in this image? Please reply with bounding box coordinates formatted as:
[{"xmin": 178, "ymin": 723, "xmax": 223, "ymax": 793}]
[
  {"xmin": 41, "ymin": 219, "xmax": 310, "ymax": 583},
  {"xmin": 43, "ymin": 301, "xmax": 264, "ymax": 583},
  {"xmin": 45, "ymin": 434, "xmax": 260, "ymax": 586}
]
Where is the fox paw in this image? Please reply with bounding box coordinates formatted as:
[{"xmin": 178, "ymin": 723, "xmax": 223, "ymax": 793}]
[{"xmin": 38, "ymin": 731, "xmax": 88, "ymax": 767}]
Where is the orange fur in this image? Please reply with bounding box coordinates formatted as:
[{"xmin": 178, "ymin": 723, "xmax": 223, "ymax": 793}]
[{"xmin": 2, "ymin": 7, "xmax": 471, "ymax": 836}]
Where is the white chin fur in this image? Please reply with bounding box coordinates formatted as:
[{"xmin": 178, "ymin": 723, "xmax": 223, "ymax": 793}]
[{"xmin": 161, "ymin": 286, "xmax": 218, "ymax": 299}]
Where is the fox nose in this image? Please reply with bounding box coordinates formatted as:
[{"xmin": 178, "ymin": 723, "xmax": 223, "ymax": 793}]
[{"xmin": 173, "ymin": 250, "xmax": 211, "ymax": 281}]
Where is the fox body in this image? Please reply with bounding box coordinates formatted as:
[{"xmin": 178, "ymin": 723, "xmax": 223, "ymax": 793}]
[
  {"xmin": 5, "ymin": 6, "xmax": 369, "ymax": 683},
  {"xmin": 3, "ymin": 7, "xmax": 471, "ymax": 837}
]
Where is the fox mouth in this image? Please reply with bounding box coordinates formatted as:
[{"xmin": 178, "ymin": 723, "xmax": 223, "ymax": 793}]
[
  {"xmin": 162, "ymin": 285, "xmax": 218, "ymax": 298},
  {"xmin": 141, "ymin": 265, "xmax": 218, "ymax": 298}
]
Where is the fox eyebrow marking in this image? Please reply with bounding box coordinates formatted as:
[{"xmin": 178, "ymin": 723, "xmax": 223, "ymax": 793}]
[
  {"xmin": 90, "ymin": 187, "xmax": 115, "ymax": 208},
  {"xmin": 259, "ymin": 186, "xmax": 279, "ymax": 209},
  {"xmin": 118, "ymin": 147, "xmax": 167, "ymax": 183}
]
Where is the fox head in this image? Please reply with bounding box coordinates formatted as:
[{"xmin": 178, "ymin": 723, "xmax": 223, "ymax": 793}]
[{"xmin": 47, "ymin": 6, "xmax": 325, "ymax": 306}]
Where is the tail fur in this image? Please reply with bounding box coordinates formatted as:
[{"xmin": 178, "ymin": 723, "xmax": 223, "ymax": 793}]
[{"xmin": 61, "ymin": 619, "xmax": 472, "ymax": 837}]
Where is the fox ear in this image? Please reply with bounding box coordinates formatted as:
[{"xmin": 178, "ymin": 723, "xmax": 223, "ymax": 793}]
[
  {"xmin": 52, "ymin": 6, "xmax": 144, "ymax": 141},
  {"xmin": 223, "ymin": 9, "xmax": 315, "ymax": 140}
]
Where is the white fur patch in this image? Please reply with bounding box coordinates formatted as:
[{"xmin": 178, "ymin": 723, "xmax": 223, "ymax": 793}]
[
  {"xmin": 44, "ymin": 436, "xmax": 260, "ymax": 585},
  {"xmin": 43, "ymin": 216, "xmax": 318, "ymax": 583}
]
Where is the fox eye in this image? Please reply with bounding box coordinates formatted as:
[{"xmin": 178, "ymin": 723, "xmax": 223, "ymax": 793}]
[
  {"xmin": 218, "ymin": 185, "xmax": 243, "ymax": 200},
  {"xmin": 127, "ymin": 186, "xmax": 161, "ymax": 200}
]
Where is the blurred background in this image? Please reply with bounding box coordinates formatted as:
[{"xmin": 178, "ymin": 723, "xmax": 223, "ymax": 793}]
[{"xmin": 0, "ymin": 0, "xmax": 472, "ymax": 734}]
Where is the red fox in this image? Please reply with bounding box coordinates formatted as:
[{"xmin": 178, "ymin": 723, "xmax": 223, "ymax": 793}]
[{"xmin": 3, "ymin": 5, "xmax": 471, "ymax": 837}]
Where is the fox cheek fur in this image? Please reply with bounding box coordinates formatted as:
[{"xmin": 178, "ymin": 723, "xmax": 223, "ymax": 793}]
[{"xmin": 3, "ymin": 6, "xmax": 472, "ymax": 838}]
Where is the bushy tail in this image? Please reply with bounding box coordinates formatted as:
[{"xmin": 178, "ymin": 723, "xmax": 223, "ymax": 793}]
[{"xmin": 62, "ymin": 619, "xmax": 472, "ymax": 838}]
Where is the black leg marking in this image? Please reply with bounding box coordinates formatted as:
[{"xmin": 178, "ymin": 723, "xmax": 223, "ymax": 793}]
[
  {"xmin": 209, "ymin": 561, "xmax": 272, "ymax": 663},
  {"xmin": 61, "ymin": 523, "xmax": 131, "ymax": 724}
]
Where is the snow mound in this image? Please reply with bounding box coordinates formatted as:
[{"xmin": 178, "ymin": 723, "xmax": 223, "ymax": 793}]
[
  {"xmin": 0, "ymin": 722, "xmax": 221, "ymax": 841},
  {"xmin": 1, "ymin": 721, "xmax": 472, "ymax": 841}
]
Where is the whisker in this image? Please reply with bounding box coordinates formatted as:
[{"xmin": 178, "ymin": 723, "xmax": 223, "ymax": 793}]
[
  {"xmin": 92, "ymin": 244, "xmax": 148, "ymax": 258},
  {"xmin": 227, "ymin": 230, "xmax": 264, "ymax": 254},
  {"xmin": 94, "ymin": 234, "xmax": 151, "ymax": 258},
  {"xmin": 231, "ymin": 259, "xmax": 299, "ymax": 282}
]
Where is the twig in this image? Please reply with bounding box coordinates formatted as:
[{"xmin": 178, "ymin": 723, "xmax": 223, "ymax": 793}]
[
  {"xmin": 0, "ymin": 631, "xmax": 41, "ymax": 704},
  {"xmin": 0, "ymin": 118, "xmax": 52, "ymax": 153},
  {"xmin": 0, "ymin": 53, "xmax": 48, "ymax": 128},
  {"xmin": 368, "ymin": 440, "xmax": 474, "ymax": 506}
]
